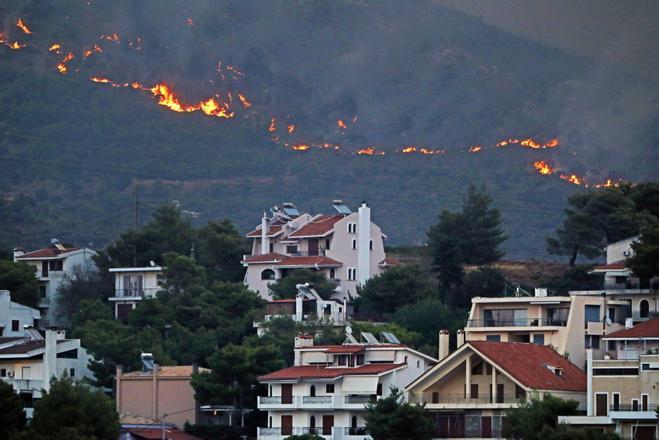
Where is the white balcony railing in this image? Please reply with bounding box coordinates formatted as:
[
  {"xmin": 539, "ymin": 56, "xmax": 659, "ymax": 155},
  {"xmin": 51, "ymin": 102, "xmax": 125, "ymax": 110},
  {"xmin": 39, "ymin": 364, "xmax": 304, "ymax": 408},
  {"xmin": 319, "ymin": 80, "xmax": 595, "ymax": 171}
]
[{"xmin": 258, "ymin": 394, "xmax": 378, "ymax": 410}]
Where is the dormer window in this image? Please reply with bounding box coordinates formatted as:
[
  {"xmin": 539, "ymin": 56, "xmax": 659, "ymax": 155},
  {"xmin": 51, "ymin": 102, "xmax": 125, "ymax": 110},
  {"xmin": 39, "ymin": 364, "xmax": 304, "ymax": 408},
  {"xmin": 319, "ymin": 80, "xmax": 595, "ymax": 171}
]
[{"xmin": 546, "ymin": 365, "xmax": 563, "ymax": 376}]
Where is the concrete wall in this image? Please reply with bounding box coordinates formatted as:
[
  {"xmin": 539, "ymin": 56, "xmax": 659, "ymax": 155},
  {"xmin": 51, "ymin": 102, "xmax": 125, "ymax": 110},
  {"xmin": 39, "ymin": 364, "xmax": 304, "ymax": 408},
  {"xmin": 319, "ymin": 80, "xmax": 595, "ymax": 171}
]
[{"xmin": 0, "ymin": 291, "xmax": 40, "ymax": 336}]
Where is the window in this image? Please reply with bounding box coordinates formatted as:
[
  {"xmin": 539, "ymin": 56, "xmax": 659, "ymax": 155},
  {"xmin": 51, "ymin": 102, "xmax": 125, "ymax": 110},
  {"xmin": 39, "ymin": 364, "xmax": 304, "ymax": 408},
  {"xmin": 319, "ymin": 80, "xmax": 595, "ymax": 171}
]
[
  {"xmin": 69, "ymin": 368, "xmax": 75, "ymax": 377},
  {"xmin": 416, "ymin": 360, "xmax": 421, "ymax": 368},
  {"xmin": 49, "ymin": 260, "xmax": 63, "ymax": 271},
  {"xmin": 357, "ymin": 354, "xmax": 365, "ymax": 365},
  {"xmin": 329, "ymin": 268, "xmax": 336, "ymax": 279},
  {"xmin": 269, "ymin": 243, "xmax": 274, "ymax": 253},
  {"xmin": 593, "ymin": 368, "xmax": 639, "ymax": 376},
  {"xmin": 352, "ymin": 239, "xmax": 357, "ymax": 250},
  {"xmin": 470, "ymin": 384, "xmax": 479, "ymax": 399},
  {"xmin": 337, "ymin": 355, "xmax": 347, "ymax": 366},
  {"xmin": 11, "ymin": 320, "xmax": 19, "ymax": 332},
  {"xmin": 261, "ymin": 269, "xmax": 276, "ymax": 280},
  {"xmin": 642, "ymin": 394, "xmax": 649, "ymax": 411},
  {"xmin": 486, "ymin": 364, "xmax": 492, "ymax": 375},
  {"xmin": 286, "ymin": 245, "xmax": 298, "ymax": 254},
  {"xmin": 612, "ymin": 393, "xmax": 620, "ymax": 411},
  {"xmin": 369, "ymin": 240, "xmax": 373, "ymax": 251},
  {"xmin": 486, "ymin": 335, "xmax": 501, "ymax": 342},
  {"xmin": 0, "ymin": 369, "xmax": 6, "ymax": 377},
  {"xmin": 632, "ymin": 399, "xmax": 639, "ymax": 411},
  {"xmin": 39, "ymin": 286, "xmax": 47, "ymax": 298},
  {"xmin": 533, "ymin": 334, "xmax": 545, "ymax": 345},
  {"xmin": 483, "ymin": 309, "xmax": 527, "ymax": 327},
  {"xmin": 585, "ymin": 335, "xmax": 600, "ymax": 349},
  {"xmin": 325, "ymin": 239, "xmax": 331, "ymax": 250},
  {"xmin": 376, "ymin": 383, "xmax": 383, "ymax": 396},
  {"xmin": 547, "ymin": 308, "xmax": 569, "ymax": 326},
  {"xmin": 326, "ymin": 384, "xmax": 334, "ymax": 394},
  {"xmin": 584, "ymin": 305, "xmax": 600, "ymax": 328},
  {"xmin": 156, "ymin": 273, "xmax": 165, "ymax": 286},
  {"xmin": 309, "ymin": 385, "xmax": 316, "ymax": 397},
  {"xmin": 472, "ymin": 363, "xmax": 483, "ymax": 375},
  {"xmin": 347, "ymin": 268, "xmax": 356, "ymax": 281},
  {"xmin": 515, "ymin": 385, "xmax": 526, "ymax": 400},
  {"xmin": 347, "ymin": 223, "xmax": 357, "ymax": 234},
  {"xmin": 640, "ymin": 300, "xmax": 650, "ymax": 318},
  {"xmin": 432, "ymin": 392, "xmax": 439, "ymax": 403},
  {"xmin": 404, "ymin": 355, "xmax": 408, "ymax": 364}
]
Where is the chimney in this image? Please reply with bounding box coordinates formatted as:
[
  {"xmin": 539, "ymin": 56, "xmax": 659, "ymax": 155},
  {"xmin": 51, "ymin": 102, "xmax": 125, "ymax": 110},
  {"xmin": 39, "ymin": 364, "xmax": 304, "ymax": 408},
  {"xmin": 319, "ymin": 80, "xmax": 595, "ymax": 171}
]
[
  {"xmin": 625, "ymin": 318, "xmax": 634, "ymax": 329},
  {"xmin": 438, "ymin": 329, "xmax": 450, "ymax": 360},
  {"xmin": 456, "ymin": 329, "xmax": 465, "ymax": 348},
  {"xmin": 294, "ymin": 333, "xmax": 313, "ymax": 366},
  {"xmin": 43, "ymin": 328, "xmax": 59, "ymax": 392},
  {"xmin": 261, "ymin": 211, "xmax": 270, "ymax": 255},
  {"xmin": 295, "ymin": 292, "xmax": 304, "ymax": 322},
  {"xmin": 357, "ymin": 202, "xmax": 371, "ymax": 285},
  {"xmin": 586, "ymin": 348, "xmax": 593, "ymax": 416},
  {"xmin": 13, "ymin": 247, "xmax": 24, "ymax": 262}
]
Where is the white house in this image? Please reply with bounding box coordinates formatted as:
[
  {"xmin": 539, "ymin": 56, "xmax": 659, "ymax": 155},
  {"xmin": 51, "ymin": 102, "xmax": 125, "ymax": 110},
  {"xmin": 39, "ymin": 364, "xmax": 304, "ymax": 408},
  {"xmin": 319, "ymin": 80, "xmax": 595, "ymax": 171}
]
[
  {"xmin": 13, "ymin": 242, "xmax": 97, "ymax": 326},
  {"xmin": 0, "ymin": 290, "xmax": 41, "ymax": 337},
  {"xmin": 243, "ymin": 201, "xmax": 395, "ymax": 301},
  {"xmin": 108, "ymin": 266, "xmax": 165, "ymax": 319},
  {"xmin": 256, "ymin": 331, "xmax": 437, "ymax": 439},
  {"xmin": 0, "ymin": 327, "xmax": 94, "ymax": 417}
]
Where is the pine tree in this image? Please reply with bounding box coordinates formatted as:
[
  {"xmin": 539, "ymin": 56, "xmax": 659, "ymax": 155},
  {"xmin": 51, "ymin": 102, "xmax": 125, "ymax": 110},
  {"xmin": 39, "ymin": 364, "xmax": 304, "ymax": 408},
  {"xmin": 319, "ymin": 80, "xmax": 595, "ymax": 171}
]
[{"xmin": 0, "ymin": 380, "xmax": 25, "ymax": 438}]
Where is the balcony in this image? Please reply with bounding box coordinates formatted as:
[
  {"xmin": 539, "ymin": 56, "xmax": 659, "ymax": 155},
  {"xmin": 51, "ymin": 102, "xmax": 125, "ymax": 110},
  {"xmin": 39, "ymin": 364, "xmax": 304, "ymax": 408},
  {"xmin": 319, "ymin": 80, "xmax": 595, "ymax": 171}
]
[
  {"xmin": 467, "ymin": 318, "xmax": 566, "ymax": 328},
  {"xmin": 258, "ymin": 394, "xmax": 378, "ymax": 410},
  {"xmin": 418, "ymin": 392, "xmax": 521, "ymax": 408},
  {"xmin": 302, "ymin": 395, "xmax": 333, "ymax": 407},
  {"xmin": 257, "ymin": 426, "xmax": 371, "ymax": 439},
  {"xmin": 108, "ymin": 287, "xmax": 160, "ymax": 300},
  {"xmin": 609, "ymin": 404, "xmax": 656, "ymax": 420}
]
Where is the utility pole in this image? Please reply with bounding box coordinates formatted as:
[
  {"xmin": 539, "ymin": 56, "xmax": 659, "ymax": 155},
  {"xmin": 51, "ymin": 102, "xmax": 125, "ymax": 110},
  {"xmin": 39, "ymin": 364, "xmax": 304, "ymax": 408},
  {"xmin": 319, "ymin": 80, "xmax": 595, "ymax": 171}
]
[{"xmin": 134, "ymin": 182, "xmax": 139, "ymax": 229}]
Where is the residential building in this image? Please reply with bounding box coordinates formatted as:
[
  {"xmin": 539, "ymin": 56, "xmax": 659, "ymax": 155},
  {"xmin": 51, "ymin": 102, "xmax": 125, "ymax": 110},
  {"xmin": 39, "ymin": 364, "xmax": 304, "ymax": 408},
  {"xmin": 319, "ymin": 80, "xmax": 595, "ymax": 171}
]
[
  {"xmin": 464, "ymin": 289, "xmax": 632, "ymax": 369},
  {"xmin": 254, "ymin": 283, "xmax": 348, "ymax": 336},
  {"xmin": 407, "ymin": 339, "xmax": 587, "ymax": 439},
  {"xmin": 242, "ymin": 201, "xmax": 394, "ymax": 301},
  {"xmin": 108, "ymin": 265, "xmax": 165, "ymax": 319},
  {"xmin": 573, "ymin": 236, "xmax": 658, "ymax": 322},
  {"xmin": 560, "ymin": 318, "xmax": 659, "ymax": 439},
  {"xmin": 0, "ymin": 290, "xmax": 41, "ymax": 337},
  {"xmin": 117, "ymin": 356, "xmax": 234, "ymax": 429},
  {"xmin": 0, "ymin": 327, "xmax": 94, "ymax": 417},
  {"xmin": 13, "ymin": 242, "xmax": 97, "ymax": 326},
  {"xmin": 256, "ymin": 332, "xmax": 437, "ymax": 439}
]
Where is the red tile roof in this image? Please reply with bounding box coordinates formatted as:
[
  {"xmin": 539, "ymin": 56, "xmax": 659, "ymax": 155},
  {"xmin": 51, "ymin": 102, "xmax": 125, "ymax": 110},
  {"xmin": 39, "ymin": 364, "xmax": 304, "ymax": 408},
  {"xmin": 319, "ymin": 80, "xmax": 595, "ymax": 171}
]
[
  {"xmin": 288, "ymin": 215, "xmax": 344, "ymax": 238},
  {"xmin": 17, "ymin": 246, "xmax": 79, "ymax": 259},
  {"xmin": 243, "ymin": 253, "xmax": 287, "ymax": 263},
  {"xmin": 0, "ymin": 340, "xmax": 45, "ymax": 355},
  {"xmin": 379, "ymin": 256, "xmax": 400, "ymax": 267},
  {"xmin": 246, "ymin": 225, "xmax": 284, "ymax": 238},
  {"xmin": 324, "ymin": 345, "xmax": 366, "ymax": 353},
  {"xmin": 592, "ymin": 260, "xmax": 627, "ymax": 271},
  {"xmin": 277, "ymin": 255, "xmax": 342, "ymax": 267},
  {"xmin": 123, "ymin": 427, "xmax": 202, "ymax": 440},
  {"xmin": 470, "ymin": 341, "xmax": 586, "ymax": 392},
  {"xmin": 605, "ymin": 318, "xmax": 659, "ymax": 339},
  {"xmin": 258, "ymin": 363, "xmax": 404, "ymax": 381}
]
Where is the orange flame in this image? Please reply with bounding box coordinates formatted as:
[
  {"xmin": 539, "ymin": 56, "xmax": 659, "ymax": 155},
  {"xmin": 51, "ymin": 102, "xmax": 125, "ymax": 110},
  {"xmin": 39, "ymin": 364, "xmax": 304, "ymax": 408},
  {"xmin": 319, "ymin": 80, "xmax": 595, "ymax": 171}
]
[
  {"xmin": 468, "ymin": 145, "xmax": 482, "ymax": 153},
  {"xmin": 533, "ymin": 160, "xmax": 553, "ymax": 175},
  {"xmin": 560, "ymin": 174, "xmax": 583, "ymax": 185},
  {"xmin": 401, "ymin": 146, "xmax": 417, "ymax": 153},
  {"xmin": 337, "ymin": 119, "xmax": 347, "ymax": 129},
  {"xmin": 83, "ymin": 44, "xmax": 103, "ymax": 58},
  {"xmin": 150, "ymin": 83, "xmax": 195, "ymax": 113},
  {"xmin": 291, "ymin": 144, "xmax": 310, "ymax": 151},
  {"xmin": 48, "ymin": 43, "xmax": 61, "ymax": 53},
  {"xmin": 100, "ymin": 33, "xmax": 120, "ymax": 43},
  {"xmin": 186, "ymin": 17, "xmax": 194, "ymax": 26},
  {"xmin": 544, "ymin": 138, "xmax": 559, "ymax": 148},
  {"xmin": 287, "ymin": 124, "xmax": 296, "ymax": 134},
  {"xmin": 8, "ymin": 42, "xmax": 26, "ymax": 50},
  {"xmin": 594, "ymin": 178, "xmax": 623, "ymax": 188},
  {"xmin": 131, "ymin": 82, "xmax": 144, "ymax": 90},
  {"xmin": 91, "ymin": 76, "xmax": 112, "ymax": 84},
  {"xmin": 16, "ymin": 18, "xmax": 32, "ymax": 35},
  {"xmin": 148, "ymin": 82, "xmax": 235, "ymax": 119},
  {"xmin": 520, "ymin": 138, "xmax": 541, "ymax": 149},
  {"xmin": 56, "ymin": 52, "xmax": 74, "ymax": 74},
  {"xmin": 357, "ymin": 147, "xmax": 385, "ymax": 156},
  {"xmin": 237, "ymin": 93, "xmax": 251, "ymax": 109},
  {"xmin": 268, "ymin": 118, "xmax": 277, "ymax": 132},
  {"xmin": 420, "ymin": 148, "xmax": 445, "ymax": 155}
]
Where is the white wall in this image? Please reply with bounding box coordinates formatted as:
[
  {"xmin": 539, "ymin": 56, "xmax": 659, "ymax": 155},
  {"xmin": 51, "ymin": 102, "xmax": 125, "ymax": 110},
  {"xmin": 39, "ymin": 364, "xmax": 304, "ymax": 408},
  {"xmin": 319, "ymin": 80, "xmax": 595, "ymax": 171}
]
[{"xmin": 0, "ymin": 291, "xmax": 40, "ymax": 337}]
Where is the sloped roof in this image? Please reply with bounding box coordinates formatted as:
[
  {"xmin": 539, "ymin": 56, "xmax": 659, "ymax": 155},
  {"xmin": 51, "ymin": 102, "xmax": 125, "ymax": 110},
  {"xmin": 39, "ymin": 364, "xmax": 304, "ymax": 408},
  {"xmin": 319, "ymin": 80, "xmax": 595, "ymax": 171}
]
[
  {"xmin": 243, "ymin": 253, "xmax": 287, "ymax": 264},
  {"xmin": 243, "ymin": 253, "xmax": 342, "ymax": 267},
  {"xmin": 288, "ymin": 215, "xmax": 344, "ymax": 238},
  {"xmin": 378, "ymin": 256, "xmax": 400, "ymax": 267},
  {"xmin": 122, "ymin": 427, "xmax": 202, "ymax": 440},
  {"xmin": 246, "ymin": 225, "xmax": 284, "ymax": 238},
  {"xmin": 592, "ymin": 260, "xmax": 627, "ymax": 271},
  {"xmin": 16, "ymin": 246, "xmax": 80, "ymax": 259},
  {"xmin": 470, "ymin": 341, "xmax": 586, "ymax": 392},
  {"xmin": 605, "ymin": 318, "xmax": 659, "ymax": 339},
  {"xmin": 258, "ymin": 363, "xmax": 403, "ymax": 381},
  {"xmin": 0, "ymin": 340, "xmax": 45, "ymax": 355}
]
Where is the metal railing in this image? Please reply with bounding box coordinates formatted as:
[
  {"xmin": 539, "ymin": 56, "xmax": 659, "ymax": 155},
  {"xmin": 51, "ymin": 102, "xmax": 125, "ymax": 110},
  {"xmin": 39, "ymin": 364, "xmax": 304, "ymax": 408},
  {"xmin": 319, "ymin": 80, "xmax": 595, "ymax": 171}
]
[
  {"xmin": 610, "ymin": 404, "xmax": 653, "ymax": 412},
  {"xmin": 467, "ymin": 318, "xmax": 566, "ymax": 327},
  {"xmin": 259, "ymin": 396, "xmax": 283, "ymax": 405},
  {"xmin": 420, "ymin": 392, "xmax": 520, "ymax": 405},
  {"xmin": 111, "ymin": 287, "xmax": 160, "ymax": 298},
  {"xmin": 302, "ymin": 396, "xmax": 332, "ymax": 404},
  {"xmin": 286, "ymin": 249, "xmax": 328, "ymax": 257},
  {"xmin": 345, "ymin": 395, "xmax": 377, "ymax": 404},
  {"xmin": 345, "ymin": 427, "xmax": 369, "ymax": 435}
]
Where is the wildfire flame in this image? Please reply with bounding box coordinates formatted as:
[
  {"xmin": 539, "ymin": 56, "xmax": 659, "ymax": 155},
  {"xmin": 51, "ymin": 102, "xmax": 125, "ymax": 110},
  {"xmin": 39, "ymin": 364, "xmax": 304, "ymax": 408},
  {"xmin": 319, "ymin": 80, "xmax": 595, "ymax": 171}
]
[
  {"xmin": 291, "ymin": 144, "xmax": 310, "ymax": 151},
  {"xmin": 533, "ymin": 160, "xmax": 553, "ymax": 175},
  {"xmin": 268, "ymin": 118, "xmax": 277, "ymax": 132},
  {"xmin": 560, "ymin": 174, "xmax": 582, "ymax": 185},
  {"xmin": 48, "ymin": 43, "xmax": 61, "ymax": 53},
  {"xmin": 237, "ymin": 93, "xmax": 251, "ymax": 109},
  {"xmin": 16, "ymin": 18, "xmax": 33, "ymax": 35},
  {"xmin": 594, "ymin": 178, "xmax": 623, "ymax": 188},
  {"xmin": 337, "ymin": 119, "xmax": 347, "ymax": 129},
  {"xmin": 357, "ymin": 147, "xmax": 385, "ymax": 156},
  {"xmin": 83, "ymin": 44, "xmax": 103, "ymax": 58},
  {"xmin": 495, "ymin": 138, "xmax": 558, "ymax": 149},
  {"xmin": 287, "ymin": 124, "xmax": 296, "ymax": 134},
  {"xmin": 56, "ymin": 52, "xmax": 74, "ymax": 74},
  {"xmin": 401, "ymin": 146, "xmax": 417, "ymax": 153},
  {"xmin": 468, "ymin": 146, "xmax": 482, "ymax": 153},
  {"xmin": 8, "ymin": 42, "xmax": 26, "ymax": 50},
  {"xmin": 149, "ymin": 82, "xmax": 234, "ymax": 118},
  {"xmin": 186, "ymin": 17, "xmax": 194, "ymax": 26},
  {"xmin": 100, "ymin": 33, "xmax": 120, "ymax": 43},
  {"xmin": 91, "ymin": 76, "xmax": 112, "ymax": 84}
]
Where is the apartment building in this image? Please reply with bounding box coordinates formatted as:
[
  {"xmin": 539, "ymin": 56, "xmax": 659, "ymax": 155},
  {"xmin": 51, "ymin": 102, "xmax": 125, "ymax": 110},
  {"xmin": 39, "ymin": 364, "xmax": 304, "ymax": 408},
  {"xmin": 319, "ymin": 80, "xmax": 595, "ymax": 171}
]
[
  {"xmin": 0, "ymin": 327, "xmax": 94, "ymax": 417},
  {"xmin": 13, "ymin": 242, "xmax": 97, "ymax": 326},
  {"xmin": 0, "ymin": 290, "xmax": 41, "ymax": 337},
  {"xmin": 254, "ymin": 283, "xmax": 347, "ymax": 336},
  {"xmin": 256, "ymin": 332, "xmax": 436, "ymax": 439},
  {"xmin": 242, "ymin": 201, "xmax": 392, "ymax": 301},
  {"xmin": 573, "ymin": 236, "xmax": 658, "ymax": 323},
  {"xmin": 108, "ymin": 265, "xmax": 165, "ymax": 319},
  {"xmin": 407, "ymin": 340, "xmax": 587, "ymax": 439},
  {"xmin": 560, "ymin": 318, "xmax": 659, "ymax": 439}
]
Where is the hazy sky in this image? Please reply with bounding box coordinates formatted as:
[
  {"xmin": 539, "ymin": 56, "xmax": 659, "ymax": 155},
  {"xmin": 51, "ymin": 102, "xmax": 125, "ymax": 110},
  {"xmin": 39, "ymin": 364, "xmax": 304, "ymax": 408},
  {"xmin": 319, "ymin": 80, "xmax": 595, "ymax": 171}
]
[{"xmin": 434, "ymin": 0, "xmax": 659, "ymax": 74}]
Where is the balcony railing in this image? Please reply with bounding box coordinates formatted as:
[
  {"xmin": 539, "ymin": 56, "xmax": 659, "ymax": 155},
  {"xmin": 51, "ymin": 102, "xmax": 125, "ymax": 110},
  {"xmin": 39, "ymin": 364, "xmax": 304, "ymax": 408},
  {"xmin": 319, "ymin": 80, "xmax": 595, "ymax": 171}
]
[
  {"xmin": 610, "ymin": 404, "xmax": 653, "ymax": 412},
  {"xmin": 110, "ymin": 287, "xmax": 160, "ymax": 298},
  {"xmin": 345, "ymin": 395, "xmax": 377, "ymax": 404},
  {"xmin": 286, "ymin": 249, "xmax": 328, "ymax": 257},
  {"xmin": 419, "ymin": 392, "xmax": 521, "ymax": 405},
  {"xmin": 345, "ymin": 426, "xmax": 369, "ymax": 435},
  {"xmin": 467, "ymin": 318, "xmax": 566, "ymax": 328},
  {"xmin": 259, "ymin": 396, "xmax": 283, "ymax": 405},
  {"xmin": 302, "ymin": 396, "xmax": 332, "ymax": 405}
]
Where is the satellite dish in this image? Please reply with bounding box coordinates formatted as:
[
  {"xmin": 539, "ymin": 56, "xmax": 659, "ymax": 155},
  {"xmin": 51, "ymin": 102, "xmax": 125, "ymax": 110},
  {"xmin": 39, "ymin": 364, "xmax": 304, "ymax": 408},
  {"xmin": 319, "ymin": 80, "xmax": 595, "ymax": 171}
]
[
  {"xmin": 149, "ymin": 260, "xmax": 156, "ymax": 267},
  {"xmin": 346, "ymin": 326, "xmax": 352, "ymax": 334},
  {"xmin": 605, "ymin": 317, "xmax": 612, "ymax": 326},
  {"xmin": 50, "ymin": 238, "xmax": 60, "ymax": 244}
]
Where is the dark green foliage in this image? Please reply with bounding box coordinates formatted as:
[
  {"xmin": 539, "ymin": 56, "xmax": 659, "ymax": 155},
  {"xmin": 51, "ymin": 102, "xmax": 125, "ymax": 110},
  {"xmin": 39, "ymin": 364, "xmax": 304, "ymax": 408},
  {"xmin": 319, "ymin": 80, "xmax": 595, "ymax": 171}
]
[
  {"xmin": 0, "ymin": 260, "xmax": 39, "ymax": 308},
  {"xmin": 459, "ymin": 185, "xmax": 507, "ymax": 265},
  {"xmin": 504, "ymin": 394, "xmax": 586, "ymax": 440},
  {"xmin": 28, "ymin": 378, "xmax": 120, "ymax": 440},
  {"xmin": 0, "ymin": 380, "xmax": 25, "ymax": 438},
  {"xmin": 351, "ymin": 321, "xmax": 424, "ymax": 350},
  {"xmin": 428, "ymin": 210, "xmax": 466, "ymax": 296},
  {"xmin": 545, "ymin": 266, "xmax": 603, "ymax": 294},
  {"xmin": 628, "ymin": 226, "xmax": 659, "ymax": 281},
  {"xmin": 365, "ymin": 387, "xmax": 433, "ymax": 440},
  {"xmin": 197, "ymin": 220, "xmax": 249, "ymax": 283},
  {"xmin": 547, "ymin": 188, "xmax": 650, "ymax": 265},
  {"xmin": 356, "ymin": 265, "xmax": 434, "ymax": 317},
  {"xmin": 392, "ymin": 300, "xmax": 467, "ymax": 354},
  {"xmin": 268, "ymin": 268, "xmax": 336, "ymax": 300},
  {"xmin": 56, "ymin": 265, "xmax": 112, "ymax": 325},
  {"xmin": 184, "ymin": 423, "xmax": 250, "ymax": 440},
  {"xmin": 456, "ymin": 266, "xmax": 506, "ymax": 309}
]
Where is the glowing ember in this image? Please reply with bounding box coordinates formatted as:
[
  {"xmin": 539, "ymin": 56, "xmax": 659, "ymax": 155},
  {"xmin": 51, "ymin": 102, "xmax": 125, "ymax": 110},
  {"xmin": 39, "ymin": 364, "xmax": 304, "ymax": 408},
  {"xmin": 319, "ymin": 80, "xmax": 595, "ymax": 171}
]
[
  {"xmin": 468, "ymin": 146, "xmax": 482, "ymax": 153},
  {"xmin": 560, "ymin": 174, "xmax": 583, "ymax": 185},
  {"xmin": 533, "ymin": 160, "xmax": 553, "ymax": 175},
  {"xmin": 16, "ymin": 18, "xmax": 33, "ymax": 35},
  {"xmin": 420, "ymin": 148, "xmax": 445, "ymax": 155},
  {"xmin": 100, "ymin": 33, "xmax": 120, "ymax": 43},
  {"xmin": 199, "ymin": 97, "xmax": 234, "ymax": 118},
  {"xmin": 337, "ymin": 119, "xmax": 347, "ymax": 129},
  {"xmin": 150, "ymin": 82, "xmax": 195, "ymax": 113},
  {"xmin": 268, "ymin": 118, "xmax": 277, "ymax": 132},
  {"xmin": 91, "ymin": 76, "xmax": 112, "ymax": 84},
  {"xmin": 48, "ymin": 43, "xmax": 61, "ymax": 53},
  {"xmin": 594, "ymin": 178, "xmax": 623, "ymax": 188},
  {"xmin": 291, "ymin": 144, "xmax": 310, "ymax": 151},
  {"xmin": 545, "ymin": 139, "xmax": 559, "ymax": 148},
  {"xmin": 147, "ymin": 82, "xmax": 235, "ymax": 119},
  {"xmin": 287, "ymin": 124, "xmax": 296, "ymax": 134},
  {"xmin": 131, "ymin": 82, "xmax": 143, "ymax": 89},
  {"xmin": 83, "ymin": 44, "xmax": 103, "ymax": 58},
  {"xmin": 237, "ymin": 93, "xmax": 252, "ymax": 109},
  {"xmin": 401, "ymin": 146, "xmax": 417, "ymax": 153},
  {"xmin": 56, "ymin": 52, "xmax": 75, "ymax": 74},
  {"xmin": 8, "ymin": 42, "xmax": 26, "ymax": 50},
  {"xmin": 186, "ymin": 17, "xmax": 194, "ymax": 26},
  {"xmin": 357, "ymin": 147, "xmax": 385, "ymax": 156}
]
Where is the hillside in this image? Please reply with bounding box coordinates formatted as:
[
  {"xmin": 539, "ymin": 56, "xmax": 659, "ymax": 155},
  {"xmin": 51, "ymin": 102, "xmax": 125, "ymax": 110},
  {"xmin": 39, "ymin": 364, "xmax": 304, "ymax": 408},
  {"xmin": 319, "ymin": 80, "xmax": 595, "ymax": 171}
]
[{"xmin": 0, "ymin": 0, "xmax": 656, "ymax": 260}]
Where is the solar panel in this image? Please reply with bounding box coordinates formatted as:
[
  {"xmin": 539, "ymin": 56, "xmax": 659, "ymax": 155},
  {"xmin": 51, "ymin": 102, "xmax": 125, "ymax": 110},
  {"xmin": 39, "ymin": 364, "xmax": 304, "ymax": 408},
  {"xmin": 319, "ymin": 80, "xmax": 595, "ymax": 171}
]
[
  {"xmin": 333, "ymin": 202, "xmax": 352, "ymax": 215},
  {"xmin": 361, "ymin": 332, "xmax": 379, "ymax": 344},
  {"xmin": 345, "ymin": 333, "xmax": 358, "ymax": 344},
  {"xmin": 382, "ymin": 332, "xmax": 401, "ymax": 344}
]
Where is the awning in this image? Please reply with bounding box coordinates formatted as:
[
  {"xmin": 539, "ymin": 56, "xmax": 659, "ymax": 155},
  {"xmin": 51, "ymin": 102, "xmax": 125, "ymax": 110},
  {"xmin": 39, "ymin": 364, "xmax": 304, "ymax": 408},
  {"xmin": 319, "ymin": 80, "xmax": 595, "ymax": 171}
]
[{"xmin": 342, "ymin": 376, "xmax": 379, "ymax": 394}]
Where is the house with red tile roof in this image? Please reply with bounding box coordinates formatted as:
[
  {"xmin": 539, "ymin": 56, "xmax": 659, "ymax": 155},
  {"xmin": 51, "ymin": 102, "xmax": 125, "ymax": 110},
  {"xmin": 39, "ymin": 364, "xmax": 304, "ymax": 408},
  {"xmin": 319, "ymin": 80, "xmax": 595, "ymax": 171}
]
[
  {"xmin": 242, "ymin": 201, "xmax": 392, "ymax": 301},
  {"xmin": 406, "ymin": 340, "xmax": 587, "ymax": 439},
  {"xmin": 13, "ymin": 242, "xmax": 97, "ymax": 326},
  {"xmin": 256, "ymin": 332, "xmax": 436, "ymax": 439}
]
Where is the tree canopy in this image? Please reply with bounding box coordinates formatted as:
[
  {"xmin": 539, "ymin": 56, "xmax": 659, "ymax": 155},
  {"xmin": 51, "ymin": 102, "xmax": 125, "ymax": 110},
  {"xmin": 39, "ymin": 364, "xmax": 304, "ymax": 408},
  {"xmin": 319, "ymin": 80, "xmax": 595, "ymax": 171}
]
[
  {"xmin": 628, "ymin": 227, "xmax": 659, "ymax": 282},
  {"xmin": 0, "ymin": 380, "xmax": 26, "ymax": 438},
  {"xmin": 0, "ymin": 260, "xmax": 39, "ymax": 308},
  {"xmin": 365, "ymin": 387, "xmax": 433, "ymax": 440},
  {"xmin": 268, "ymin": 268, "xmax": 336, "ymax": 300}
]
